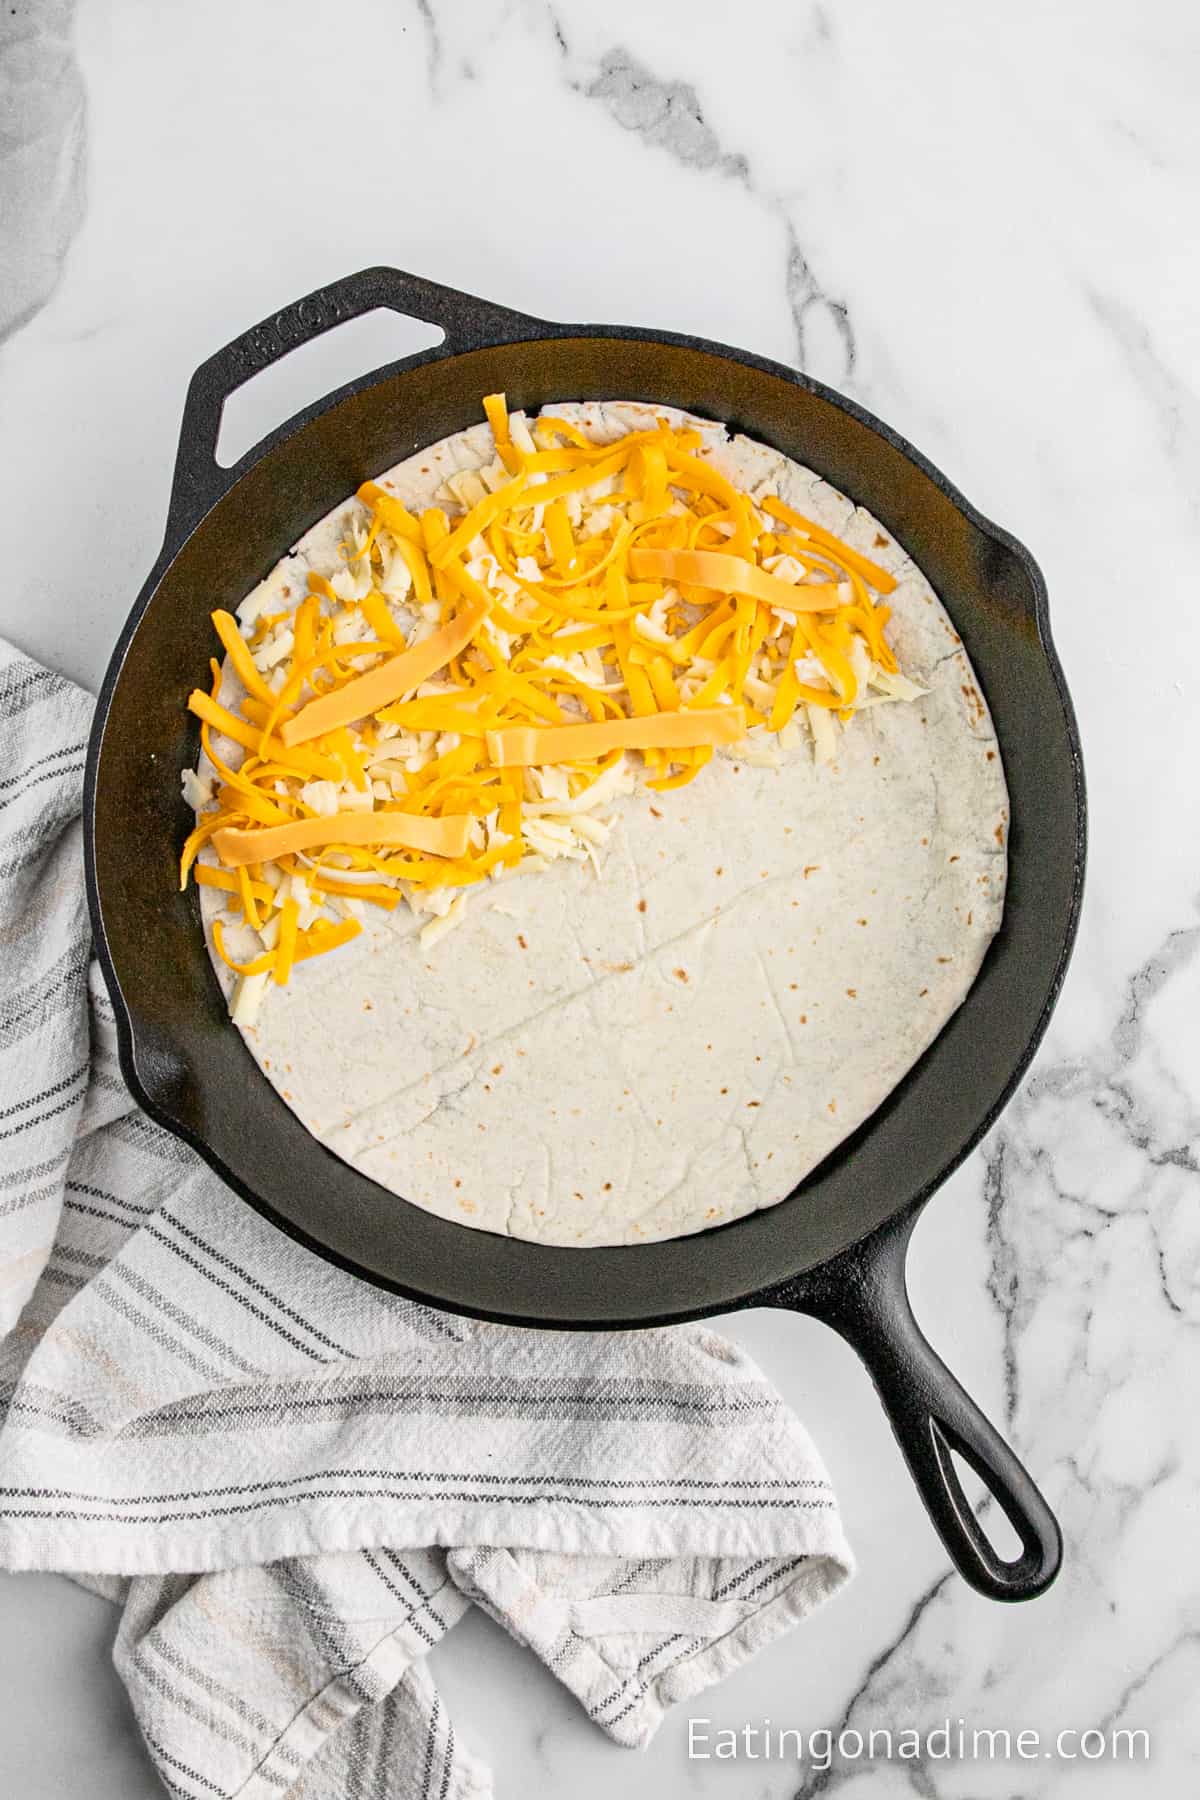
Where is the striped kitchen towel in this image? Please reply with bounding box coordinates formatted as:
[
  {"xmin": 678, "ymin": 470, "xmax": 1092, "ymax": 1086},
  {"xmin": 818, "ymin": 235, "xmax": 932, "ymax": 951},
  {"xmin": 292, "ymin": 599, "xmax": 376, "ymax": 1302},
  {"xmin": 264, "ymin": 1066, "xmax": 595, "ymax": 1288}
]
[{"xmin": 0, "ymin": 643, "xmax": 853, "ymax": 1800}]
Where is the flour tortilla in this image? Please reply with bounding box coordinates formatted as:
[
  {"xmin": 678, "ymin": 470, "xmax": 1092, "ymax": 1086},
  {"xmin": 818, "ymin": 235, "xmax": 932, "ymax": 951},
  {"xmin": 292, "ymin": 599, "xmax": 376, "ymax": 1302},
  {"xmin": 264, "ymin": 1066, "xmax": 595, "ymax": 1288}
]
[{"xmin": 196, "ymin": 403, "xmax": 1008, "ymax": 1246}]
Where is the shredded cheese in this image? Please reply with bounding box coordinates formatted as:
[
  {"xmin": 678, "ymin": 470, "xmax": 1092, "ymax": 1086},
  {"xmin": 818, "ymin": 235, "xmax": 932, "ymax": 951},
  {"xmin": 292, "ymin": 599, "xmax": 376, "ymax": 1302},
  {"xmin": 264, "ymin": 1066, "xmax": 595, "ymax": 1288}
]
[
  {"xmin": 486, "ymin": 706, "xmax": 745, "ymax": 768},
  {"xmin": 213, "ymin": 809, "xmax": 471, "ymax": 867},
  {"xmin": 628, "ymin": 548, "xmax": 842, "ymax": 613},
  {"xmin": 182, "ymin": 396, "xmax": 917, "ymax": 1000},
  {"xmin": 280, "ymin": 598, "xmax": 491, "ymax": 746}
]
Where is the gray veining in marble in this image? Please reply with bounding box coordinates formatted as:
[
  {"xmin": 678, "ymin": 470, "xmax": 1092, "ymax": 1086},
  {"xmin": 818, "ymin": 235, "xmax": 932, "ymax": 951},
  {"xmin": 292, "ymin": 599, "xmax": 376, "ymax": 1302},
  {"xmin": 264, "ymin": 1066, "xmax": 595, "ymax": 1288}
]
[{"xmin": 571, "ymin": 38, "xmax": 855, "ymax": 378}]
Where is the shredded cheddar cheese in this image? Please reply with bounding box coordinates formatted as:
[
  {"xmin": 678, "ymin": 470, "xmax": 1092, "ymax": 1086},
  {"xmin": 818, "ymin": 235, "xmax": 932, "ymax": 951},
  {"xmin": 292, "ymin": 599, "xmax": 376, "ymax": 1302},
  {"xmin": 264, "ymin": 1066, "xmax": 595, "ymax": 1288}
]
[
  {"xmin": 181, "ymin": 396, "xmax": 919, "ymax": 1010},
  {"xmin": 628, "ymin": 549, "xmax": 843, "ymax": 614},
  {"xmin": 485, "ymin": 707, "xmax": 746, "ymax": 768},
  {"xmin": 213, "ymin": 809, "xmax": 472, "ymax": 868},
  {"xmin": 279, "ymin": 597, "xmax": 491, "ymax": 746}
]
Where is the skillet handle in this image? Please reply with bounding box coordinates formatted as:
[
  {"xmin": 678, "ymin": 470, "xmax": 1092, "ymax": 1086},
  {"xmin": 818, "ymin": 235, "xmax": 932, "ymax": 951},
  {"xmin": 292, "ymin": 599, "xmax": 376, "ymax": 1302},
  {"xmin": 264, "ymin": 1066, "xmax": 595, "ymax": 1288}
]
[
  {"xmin": 765, "ymin": 1208, "xmax": 1061, "ymax": 1601},
  {"xmin": 166, "ymin": 266, "xmax": 542, "ymax": 541}
]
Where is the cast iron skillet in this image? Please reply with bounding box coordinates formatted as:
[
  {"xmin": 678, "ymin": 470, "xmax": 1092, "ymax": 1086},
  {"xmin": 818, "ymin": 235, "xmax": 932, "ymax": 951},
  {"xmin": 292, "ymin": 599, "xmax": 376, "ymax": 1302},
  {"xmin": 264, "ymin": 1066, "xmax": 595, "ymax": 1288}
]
[{"xmin": 85, "ymin": 267, "xmax": 1085, "ymax": 1603}]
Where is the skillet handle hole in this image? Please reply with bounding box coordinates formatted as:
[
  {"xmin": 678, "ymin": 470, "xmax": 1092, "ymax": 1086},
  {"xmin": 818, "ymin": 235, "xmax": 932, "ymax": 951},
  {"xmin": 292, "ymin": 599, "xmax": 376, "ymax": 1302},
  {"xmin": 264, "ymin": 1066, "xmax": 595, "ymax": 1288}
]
[
  {"xmin": 943, "ymin": 1440, "xmax": 1026, "ymax": 1564},
  {"xmin": 215, "ymin": 309, "xmax": 446, "ymax": 467}
]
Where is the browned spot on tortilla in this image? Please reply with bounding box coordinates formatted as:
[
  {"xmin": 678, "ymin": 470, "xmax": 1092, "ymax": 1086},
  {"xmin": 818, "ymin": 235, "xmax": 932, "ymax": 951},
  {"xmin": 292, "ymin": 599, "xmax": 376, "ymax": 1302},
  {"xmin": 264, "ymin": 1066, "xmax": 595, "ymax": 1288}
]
[
  {"xmin": 949, "ymin": 854, "xmax": 960, "ymax": 863},
  {"xmin": 857, "ymin": 918, "xmax": 868, "ymax": 926},
  {"xmin": 673, "ymin": 967, "xmax": 689, "ymax": 983},
  {"xmin": 637, "ymin": 898, "xmax": 647, "ymax": 913},
  {"xmin": 720, "ymin": 1086, "xmax": 729, "ymax": 1095},
  {"xmin": 937, "ymin": 956, "xmax": 953, "ymax": 964},
  {"xmin": 967, "ymin": 911, "xmax": 973, "ymax": 925},
  {"xmin": 649, "ymin": 806, "xmax": 663, "ymax": 819},
  {"xmin": 746, "ymin": 1100, "xmax": 760, "ymax": 1108},
  {"xmin": 827, "ymin": 1099, "xmax": 837, "ymax": 1114},
  {"xmin": 715, "ymin": 866, "xmax": 724, "ymax": 876},
  {"xmin": 987, "ymin": 750, "xmax": 996, "ymax": 761},
  {"xmin": 846, "ymin": 988, "xmax": 857, "ymax": 998},
  {"xmin": 920, "ymin": 836, "xmax": 929, "ymax": 846},
  {"xmin": 603, "ymin": 1181, "xmax": 612, "ymax": 1191},
  {"xmin": 790, "ymin": 982, "xmax": 798, "ymax": 990},
  {"xmin": 995, "ymin": 822, "xmax": 1006, "ymax": 844},
  {"xmin": 803, "ymin": 864, "xmax": 820, "ymax": 878},
  {"xmin": 491, "ymin": 1063, "xmax": 503, "ymax": 1076},
  {"xmin": 517, "ymin": 933, "xmax": 528, "ymax": 949},
  {"xmin": 800, "ymin": 1014, "xmax": 808, "ymax": 1023},
  {"xmin": 874, "ymin": 532, "xmax": 889, "ymax": 547},
  {"xmin": 919, "ymin": 987, "xmax": 929, "ymax": 997},
  {"xmin": 454, "ymin": 1178, "xmax": 462, "ymax": 1188}
]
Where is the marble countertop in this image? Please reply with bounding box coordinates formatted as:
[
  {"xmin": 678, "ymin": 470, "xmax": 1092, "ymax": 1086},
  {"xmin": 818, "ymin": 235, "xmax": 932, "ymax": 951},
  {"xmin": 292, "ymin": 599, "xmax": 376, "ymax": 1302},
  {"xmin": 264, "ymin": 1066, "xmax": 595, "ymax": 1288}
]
[{"xmin": 1, "ymin": 0, "xmax": 1195, "ymax": 1794}]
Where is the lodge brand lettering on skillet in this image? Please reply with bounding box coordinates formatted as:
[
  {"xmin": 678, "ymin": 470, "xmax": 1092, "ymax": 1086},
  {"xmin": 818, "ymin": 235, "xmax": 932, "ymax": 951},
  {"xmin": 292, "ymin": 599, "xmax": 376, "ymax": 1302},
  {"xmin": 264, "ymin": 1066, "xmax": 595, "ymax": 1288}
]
[
  {"xmin": 84, "ymin": 266, "xmax": 1085, "ymax": 1603},
  {"xmin": 229, "ymin": 294, "xmax": 350, "ymax": 378}
]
